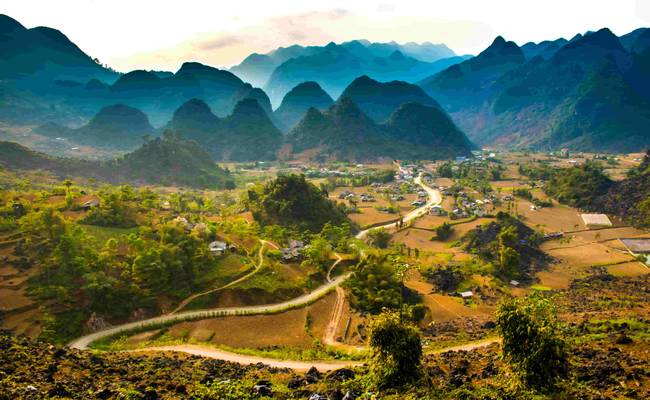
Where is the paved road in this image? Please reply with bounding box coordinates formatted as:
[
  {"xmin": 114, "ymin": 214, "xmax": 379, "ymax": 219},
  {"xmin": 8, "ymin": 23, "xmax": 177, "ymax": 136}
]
[{"xmin": 355, "ymin": 173, "xmax": 441, "ymax": 239}]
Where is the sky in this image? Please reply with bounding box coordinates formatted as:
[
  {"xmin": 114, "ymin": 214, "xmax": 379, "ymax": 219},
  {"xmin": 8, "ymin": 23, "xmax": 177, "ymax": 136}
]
[{"xmin": 3, "ymin": 0, "xmax": 650, "ymax": 72}]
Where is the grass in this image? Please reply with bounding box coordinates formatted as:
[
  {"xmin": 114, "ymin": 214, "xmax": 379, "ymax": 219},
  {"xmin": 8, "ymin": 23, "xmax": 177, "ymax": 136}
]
[
  {"xmin": 93, "ymin": 327, "xmax": 368, "ymax": 361},
  {"xmin": 530, "ymin": 284, "xmax": 553, "ymax": 291},
  {"xmin": 81, "ymin": 224, "xmax": 138, "ymax": 247}
]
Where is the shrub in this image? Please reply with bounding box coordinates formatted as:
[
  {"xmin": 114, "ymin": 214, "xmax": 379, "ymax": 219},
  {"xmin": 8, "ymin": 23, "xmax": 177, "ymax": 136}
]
[
  {"xmin": 368, "ymin": 310, "xmax": 422, "ymax": 388},
  {"xmin": 496, "ymin": 296, "xmax": 569, "ymax": 389}
]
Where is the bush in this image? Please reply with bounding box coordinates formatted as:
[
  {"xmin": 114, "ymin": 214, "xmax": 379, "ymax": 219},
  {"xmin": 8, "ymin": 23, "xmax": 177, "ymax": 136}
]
[
  {"xmin": 496, "ymin": 296, "xmax": 569, "ymax": 389},
  {"xmin": 369, "ymin": 310, "xmax": 422, "ymax": 388},
  {"xmin": 434, "ymin": 222, "xmax": 453, "ymax": 241}
]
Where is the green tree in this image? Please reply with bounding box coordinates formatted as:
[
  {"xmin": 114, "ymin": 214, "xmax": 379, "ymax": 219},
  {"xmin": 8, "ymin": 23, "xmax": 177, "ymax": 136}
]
[
  {"xmin": 368, "ymin": 310, "xmax": 422, "ymax": 388},
  {"xmin": 496, "ymin": 296, "xmax": 569, "ymax": 389},
  {"xmin": 367, "ymin": 228, "xmax": 391, "ymax": 249},
  {"xmin": 434, "ymin": 222, "xmax": 453, "ymax": 241}
]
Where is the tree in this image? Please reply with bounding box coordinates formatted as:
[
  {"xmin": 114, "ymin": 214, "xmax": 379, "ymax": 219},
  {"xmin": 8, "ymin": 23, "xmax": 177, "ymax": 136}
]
[
  {"xmin": 367, "ymin": 228, "xmax": 391, "ymax": 249},
  {"xmin": 496, "ymin": 296, "xmax": 569, "ymax": 389},
  {"xmin": 435, "ymin": 222, "xmax": 453, "ymax": 241},
  {"xmin": 301, "ymin": 235, "xmax": 332, "ymax": 272},
  {"xmin": 368, "ymin": 310, "xmax": 422, "ymax": 388}
]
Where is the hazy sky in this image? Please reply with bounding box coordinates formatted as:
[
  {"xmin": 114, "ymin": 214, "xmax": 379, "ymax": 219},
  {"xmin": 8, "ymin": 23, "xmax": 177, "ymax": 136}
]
[{"xmin": 4, "ymin": 0, "xmax": 649, "ymax": 72}]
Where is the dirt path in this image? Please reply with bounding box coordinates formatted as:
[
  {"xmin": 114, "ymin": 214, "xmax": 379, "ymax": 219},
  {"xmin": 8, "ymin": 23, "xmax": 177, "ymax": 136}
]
[
  {"xmin": 323, "ymin": 254, "xmax": 345, "ymax": 347},
  {"xmin": 142, "ymin": 344, "xmax": 359, "ymax": 372},
  {"xmin": 170, "ymin": 240, "xmax": 277, "ymax": 314},
  {"xmin": 69, "ymin": 169, "xmax": 442, "ymax": 362},
  {"xmin": 136, "ymin": 337, "xmax": 499, "ymax": 372}
]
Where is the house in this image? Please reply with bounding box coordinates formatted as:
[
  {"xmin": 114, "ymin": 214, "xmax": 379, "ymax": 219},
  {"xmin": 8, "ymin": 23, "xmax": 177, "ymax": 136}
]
[
  {"xmin": 160, "ymin": 200, "xmax": 172, "ymax": 210},
  {"xmin": 620, "ymin": 238, "xmax": 650, "ymax": 263},
  {"xmin": 209, "ymin": 241, "xmax": 228, "ymax": 255},
  {"xmin": 411, "ymin": 200, "xmax": 426, "ymax": 207},
  {"xmin": 209, "ymin": 240, "xmax": 236, "ymax": 255},
  {"xmin": 81, "ymin": 199, "xmax": 100, "ymax": 210},
  {"xmin": 544, "ymin": 232, "xmax": 564, "ymax": 240},
  {"xmin": 510, "ymin": 280, "xmax": 520, "ymax": 287},
  {"xmin": 430, "ymin": 205, "xmax": 447, "ymax": 216},
  {"xmin": 581, "ymin": 213, "xmax": 612, "ymax": 228},
  {"xmin": 281, "ymin": 240, "xmax": 305, "ymax": 261},
  {"xmin": 459, "ymin": 291, "xmax": 473, "ymax": 299}
]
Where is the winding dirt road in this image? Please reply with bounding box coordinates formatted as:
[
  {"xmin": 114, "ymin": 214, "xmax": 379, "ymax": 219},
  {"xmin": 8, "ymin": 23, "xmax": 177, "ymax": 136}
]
[
  {"xmin": 171, "ymin": 240, "xmax": 277, "ymax": 314},
  {"xmin": 68, "ymin": 171, "xmax": 449, "ymax": 371}
]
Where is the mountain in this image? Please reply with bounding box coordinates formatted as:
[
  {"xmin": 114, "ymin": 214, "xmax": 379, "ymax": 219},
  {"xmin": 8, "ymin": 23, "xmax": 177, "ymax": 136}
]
[
  {"xmin": 273, "ymin": 81, "xmax": 334, "ymax": 132},
  {"xmin": 0, "ymin": 14, "xmax": 116, "ymax": 82},
  {"xmin": 338, "ymin": 76, "xmax": 441, "ymax": 122},
  {"xmin": 167, "ymin": 98, "xmax": 282, "ymax": 161},
  {"xmin": 213, "ymin": 98, "xmax": 282, "ymax": 161},
  {"xmin": 0, "ymin": 134, "xmax": 234, "ymax": 189},
  {"xmin": 167, "ymin": 98, "xmax": 221, "ymax": 142},
  {"xmin": 230, "ymin": 40, "xmax": 459, "ymax": 91},
  {"xmin": 520, "ymin": 38, "xmax": 569, "ymax": 60},
  {"xmin": 620, "ymin": 28, "xmax": 650, "ymax": 53},
  {"xmin": 36, "ymin": 104, "xmax": 155, "ymax": 151},
  {"xmin": 230, "ymin": 86, "xmax": 274, "ymax": 118},
  {"xmin": 286, "ymin": 97, "xmax": 472, "ymax": 161},
  {"xmin": 520, "ymin": 59, "xmax": 650, "ymax": 152},
  {"xmin": 118, "ymin": 131, "xmax": 235, "ymax": 188},
  {"xmin": 419, "ymin": 36, "xmax": 526, "ymax": 113},
  {"xmin": 417, "ymin": 28, "xmax": 650, "ymax": 151},
  {"xmin": 263, "ymin": 41, "xmax": 466, "ymax": 105},
  {"xmin": 384, "ymin": 102, "xmax": 474, "ymax": 153}
]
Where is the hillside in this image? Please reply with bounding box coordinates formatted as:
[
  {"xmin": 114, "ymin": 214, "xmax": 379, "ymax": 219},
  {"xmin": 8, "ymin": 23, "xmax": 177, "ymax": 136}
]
[
  {"xmin": 418, "ymin": 28, "xmax": 650, "ymax": 151},
  {"xmin": 274, "ymin": 81, "xmax": 334, "ymax": 132},
  {"xmin": 0, "ymin": 135, "xmax": 234, "ymax": 189},
  {"xmin": 264, "ymin": 41, "xmax": 465, "ymax": 105},
  {"xmin": 118, "ymin": 131, "xmax": 235, "ymax": 189},
  {"xmin": 245, "ymin": 174, "xmax": 351, "ymax": 232},
  {"xmin": 0, "ymin": 14, "xmax": 116, "ymax": 82},
  {"xmin": 339, "ymin": 75, "xmax": 441, "ymax": 122},
  {"xmin": 287, "ymin": 97, "xmax": 473, "ymax": 161},
  {"xmin": 230, "ymin": 39, "xmax": 459, "ymax": 91},
  {"xmin": 36, "ymin": 104, "xmax": 155, "ymax": 151}
]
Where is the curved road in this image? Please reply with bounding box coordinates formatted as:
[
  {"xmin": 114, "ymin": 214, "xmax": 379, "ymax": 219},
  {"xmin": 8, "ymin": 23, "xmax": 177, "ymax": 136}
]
[
  {"xmin": 69, "ymin": 171, "xmax": 445, "ymax": 370},
  {"xmin": 170, "ymin": 240, "xmax": 277, "ymax": 314}
]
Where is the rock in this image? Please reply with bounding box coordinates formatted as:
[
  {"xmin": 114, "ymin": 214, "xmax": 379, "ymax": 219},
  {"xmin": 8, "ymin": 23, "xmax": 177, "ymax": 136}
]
[
  {"xmin": 481, "ymin": 320, "xmax": 496, "ymax": 330},
  {"xmin": 85, "ymin": 312, "xmax": 111, "ymax": 332},
  {"xmin": 253, "ymin": 380, "xmax": 273, "ymax": 397},
  {"xmin": 287, "ymin": 375, "xmax": 304, "ymax": 389},
  {"xmin": 615, "ymin": 333, "xmax": 633, "ymax": 344},
  {"xmin": 305, "ymin": 366, "xmax": 321, "ymax": 383},
  {"xmin": 327, "ymin": 368, "xmax": 355, "ymax": 382},
  {"xmin": 343, "ymin": 390, "xmax": 356, "ymax": 400},
  {"xmin": 308, "ymin": 394, "xmax": 328, "ymax": 400}
]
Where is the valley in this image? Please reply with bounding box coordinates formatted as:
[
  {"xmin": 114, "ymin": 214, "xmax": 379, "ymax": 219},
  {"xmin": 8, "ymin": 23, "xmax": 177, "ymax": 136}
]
[{"xmin": 1, "ymin": 8, "xmax": 650, "ymax": 400}]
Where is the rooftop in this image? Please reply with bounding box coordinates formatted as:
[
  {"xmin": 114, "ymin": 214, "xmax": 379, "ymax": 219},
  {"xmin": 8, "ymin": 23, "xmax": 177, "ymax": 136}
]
[{"xmin": 620, "ymin": 238, "xmax": 650, "ymax": 254}]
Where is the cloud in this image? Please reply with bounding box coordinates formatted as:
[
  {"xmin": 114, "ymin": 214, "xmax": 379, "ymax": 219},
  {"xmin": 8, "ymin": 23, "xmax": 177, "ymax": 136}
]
[{"xmin": 109, "ymin": 9, "xmax": 492, "ymax": 72}]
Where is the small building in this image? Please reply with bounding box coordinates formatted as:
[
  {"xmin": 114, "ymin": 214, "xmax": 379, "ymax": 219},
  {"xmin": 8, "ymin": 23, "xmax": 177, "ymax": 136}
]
[
  {"xmin": 411, "ymin": 200, "xmax": 426, "ymax": 207},
  {"xmin": 281, "ymin": 239, "xmax": 305, "ymax": 261},
  {"xmin": 581, "ymin": 213, "xmax": 612, "ymax": 228},
  {"xmin": 209, "ymin": 241, "xmax": 228, "ymax": 255},
  {"xmin": 510, "ymin": 280, "xmax": 520, "ymax": 286},
  {"xmin": 209, "ymin": 240, "xmax": 236, "ymax": 255},
  {"xmin": 81, "ymin": 199, "xmax": 100, "ymax": 210},
  {"xmin": 459, "ymin": 291, "xmax": 473, "ymax": 299},
  {"xmin": 620, "ymin": 238, "xmax": 650, "ymax": 255},
  {"xmin": 430, "ymin": 205, "xmax": 447, "ymax": 216}
]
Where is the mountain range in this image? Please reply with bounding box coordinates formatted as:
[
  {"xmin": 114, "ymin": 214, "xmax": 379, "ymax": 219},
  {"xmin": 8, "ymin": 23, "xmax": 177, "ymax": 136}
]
[
  {"xmin": 1, "ymin": 12, "xmax": 649, "ymax": 155},
  {"xmin": 230, "ymin": 40, "xmax": 458, "ymax": 90},
  {"xmin": 420, "ymin": 28, "xmax": 650, "ymax": 152}
]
